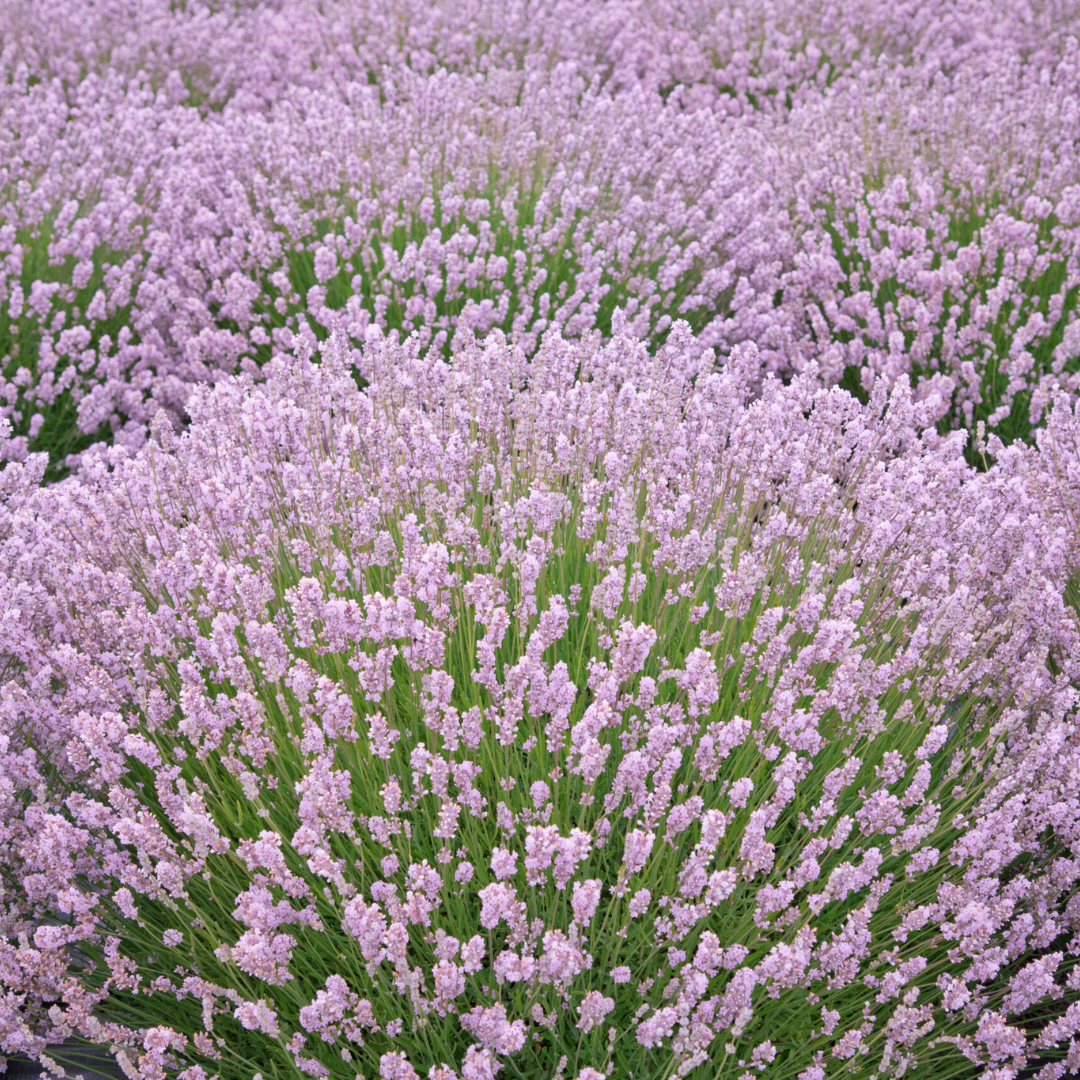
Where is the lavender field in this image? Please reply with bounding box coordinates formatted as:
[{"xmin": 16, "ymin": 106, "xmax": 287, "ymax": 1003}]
[{"xmin": 3, "ymin": 3, "xmax": 1080, "ymax": 1079}]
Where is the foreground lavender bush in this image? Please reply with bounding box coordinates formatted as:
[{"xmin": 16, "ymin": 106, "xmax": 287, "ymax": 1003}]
[{"xmin": 1, "ymin": 328, "xmax": 1080, "ymax": 1079}]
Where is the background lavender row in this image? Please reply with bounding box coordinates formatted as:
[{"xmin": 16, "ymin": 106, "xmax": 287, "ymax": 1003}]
[{"xmin": 1, "ymin": 0, "xmax": 1080, "ymax": 474}]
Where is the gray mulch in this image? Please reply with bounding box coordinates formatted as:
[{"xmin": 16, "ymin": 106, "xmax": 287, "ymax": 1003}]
[{"xmin": 3, "ymin": 1045, "xmax": 123, "ymax": 1080}]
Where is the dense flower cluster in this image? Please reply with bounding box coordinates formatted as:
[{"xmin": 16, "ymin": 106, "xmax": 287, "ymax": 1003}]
[
  {"xmin": 2, "ymin": 1, "xmax": 1080, "ymax": 474},
  {"xmin": 0, "ymin": 328, "xmax": 1079, "ymax": 1079},
  {"xmin": 769, "ymin": 41, "xmax": 1080, "ymax": 438}
]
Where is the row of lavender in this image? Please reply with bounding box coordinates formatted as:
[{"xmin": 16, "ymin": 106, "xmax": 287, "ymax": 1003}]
[
  {"xmin": 4, "ymin": 3, "xmax": 1080, "ymax": 1080},
  {"xmin": 2, "ymin": 0, "xmax": 1080, "ymax": 472}
]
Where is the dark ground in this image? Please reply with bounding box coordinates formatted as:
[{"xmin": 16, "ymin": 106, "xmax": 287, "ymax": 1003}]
[{"xmin": 4, "ymin": 1046, "xmax": 122, "ymax": 1080}]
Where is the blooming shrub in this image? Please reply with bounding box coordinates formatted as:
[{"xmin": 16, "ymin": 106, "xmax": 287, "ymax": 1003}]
[
  {"xmin": 2, "ymin": 328, "xmax": 1080, "ymax": 1079},
  {"xmin": 4, "ymin": 2, "xmax": 1080, "ymax": 1077},
  {"xmin": 767, "ymin": 42, "xmax": 1080, "ymax": 440}
]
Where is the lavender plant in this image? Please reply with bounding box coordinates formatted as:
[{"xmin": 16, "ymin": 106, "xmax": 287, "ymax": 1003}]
[
  {"xmin": 766, "ymin": 42, "xmax": 1080, "ymax": 448},
  {"xmin": 229, "ymin": 68, "xmax": 779, "ymax": 363},
  {"xmin": 2, "ymin": 329, "xmax": 1079, "ymax": 1080},
  {"xmin": 0, "ymin": 61, "xmax": 781, "ymax": 477},
  {"xmin": 3, "ymin": 5, "xmax": 1080, "ymax": 1077}
]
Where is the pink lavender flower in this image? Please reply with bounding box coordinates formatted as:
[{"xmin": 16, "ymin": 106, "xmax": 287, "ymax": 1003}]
[
  {"xmin": 577, "ymin": 991, "xmax": 615, "ymax": 1033},
  {"xmin": 381, "ymin": 1052, "xmax": 420, "ymax": 1080},
  {"xmin": 622, "ymin": 828, "xmax": 655, "ymax": 875},
  {"xmin": 571, "ymin": 879, "xmax": 603, "ymax": 924},
  {"xmin": 489, "ymin": 848, "xmax": 518, "ymax": 881},
  {"xmin": 228, "ymin": 929, "xmax": 295, "ymax": 986},
  {"xmin": 234, "ymin": 999, "xmax": 281, "ymax": 1038},
  {"xmin": 477, "ymin": 882, "xmax": 524, "ymax": 931}
]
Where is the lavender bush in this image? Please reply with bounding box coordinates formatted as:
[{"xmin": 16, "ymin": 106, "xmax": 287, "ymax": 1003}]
[
  {"xmin": 768, "ymin": 43, "xmax": 1080, "ymax": 440},
  {"xmin": 1, "ymin": 328, "xmax": 1080, "ymax": 1079},
  {"xmin": 0, "ymin": 61, "xmax": 781, "ymax": 475}
]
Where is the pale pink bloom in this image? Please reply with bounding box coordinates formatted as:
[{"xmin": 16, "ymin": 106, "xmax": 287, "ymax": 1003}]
[
  {"xmin": 233, "ymin": 999, "xmax": 280, "ymax": 1038},
  {"xmin": 577, "ymin": 991, "xmax": 615, "ymax": 1033},
  {"xmin": 489, "ymin": 847, "xmax": 518, "ymax": 881},
  {"xmin": 571, "ymin": 879, "xmax": 602, "ymax": 924},
  {"xmin": 381, "ymin": 1052, "xmax": 420, "ymax": 1080}
]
